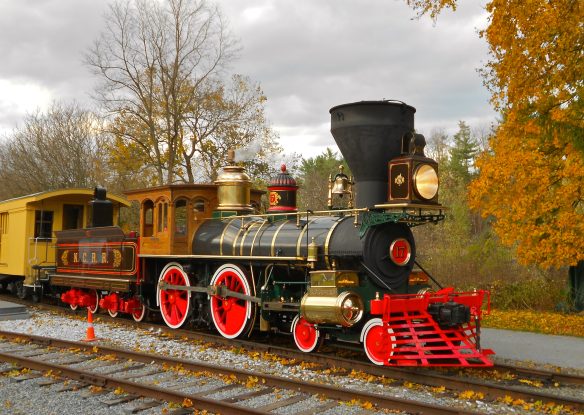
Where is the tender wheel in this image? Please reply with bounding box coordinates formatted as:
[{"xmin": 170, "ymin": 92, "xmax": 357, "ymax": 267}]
[
  {"xmin": 88, "ymin": 290, "xmax": 100, "ymax": 314},
  {"xmin": 70, "ymin": 303, "xmax": 79, "ymax": 311},
  {"xmin": 31, "ymin": 290, "xmax": 41, "ymax": 303},
  {"xmin": 210, "ymin": 264, "xmax": 254, "ymax": 339},
  {"xmin": 158, "ymin": 263, "xmax": 191, "ymax": 329},
  {"xmin": 107, "ymin": 309, "xmax": 118, "ymax": 318},
  {"xmin": 292, "ymin": 316, "xmax": 322, "ymax": 352},
  {"xmin": 15, "ymin": 281, "xmax": 26, "ymax": 300},
  {"xmin": 8, "ymin": 282, "xmax": 17, "ymax": 296},
  {"xmin": 132, "ymin": 303, "xmax": 147, "ymax": 322},
  {"xmin": 361, "ymin": 318, "xmax": 396, "ymax": 365}
]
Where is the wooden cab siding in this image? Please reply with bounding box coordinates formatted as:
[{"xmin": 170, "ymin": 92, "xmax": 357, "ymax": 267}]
[{"xmin": 125, "ymin": 184, "xmax": 264, "ymax": 256}]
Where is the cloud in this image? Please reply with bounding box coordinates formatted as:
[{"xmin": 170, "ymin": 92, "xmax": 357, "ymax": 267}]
[
  {"xmin": 0, "ymin": 0, "xmax": 108, "ymax": 128},
  {"xmin": 0, "ymin": 0, "xmax": 496, "ymax": 158},
  {"xmin": 0, "ymin": 79, "xmax": 52, "ymax": 134},
  {"xmin": 221, "ymin": 0, "xmax": 495, "ymax": 157}
]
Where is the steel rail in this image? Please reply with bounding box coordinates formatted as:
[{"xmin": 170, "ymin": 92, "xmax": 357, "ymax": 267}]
[
  {"xmin": 0, "ymin": 330, "xmax": 485, "ymax": 415},
  {"xmin": 492, "ymin": 363, "xmax": 584, "ymax": 386},
  {"xmin": 0, "ymin": 349, "xmax": 264, "ymax": 415},
  {"xmin": 2, "ymin": 296, "xmax": 583, "ymax": 405},
  {"xmin": 258, "ymin": 343, "xmax": 584, "ymax": 410}
]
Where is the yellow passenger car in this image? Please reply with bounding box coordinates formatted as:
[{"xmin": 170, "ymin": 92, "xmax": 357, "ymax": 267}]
[{"xmin": 0, "ymin": 188, "xmax": 129, "ymax": 298}]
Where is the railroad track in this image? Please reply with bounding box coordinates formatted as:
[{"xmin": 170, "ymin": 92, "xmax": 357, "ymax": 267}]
[
  {"xmin": 2, "ymin": 295, "xmax": 584, "ymax": 412},
  {"xmin": 0, "ymin": 331, "xmax": 490, "ymax": 415}
]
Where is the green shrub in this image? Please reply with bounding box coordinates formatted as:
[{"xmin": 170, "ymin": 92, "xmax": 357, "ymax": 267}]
[{"xmin": 489, "ymin": 277, "xmax": 571, "ymax": 311}]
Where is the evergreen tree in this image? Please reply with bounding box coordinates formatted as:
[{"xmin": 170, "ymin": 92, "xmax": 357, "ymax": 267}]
[
  {"xmin": 448, "ymin": 121, "xmax": 479, "ymax": 184},
  {"xmin": 296, "ymin": 148, "xmax": 350, "ymax": 210}
]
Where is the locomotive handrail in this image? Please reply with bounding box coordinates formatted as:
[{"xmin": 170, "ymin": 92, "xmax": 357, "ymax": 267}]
[
  {"xmin": 139, "ymin": 253, "xmax": 306, "ymax": 261},
  {"xmin": 217, "ymin": 207, "xmax": 368, "ymax": 221},
  {"xmin": 27, "ymin": 236, "xmax": 57, "ymax": 268}
]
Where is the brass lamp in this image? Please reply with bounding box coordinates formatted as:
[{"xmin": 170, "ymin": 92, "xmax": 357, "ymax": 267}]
[{"xmin": 327, "ymin": 165, "xmax": 354, "ymax": 209}]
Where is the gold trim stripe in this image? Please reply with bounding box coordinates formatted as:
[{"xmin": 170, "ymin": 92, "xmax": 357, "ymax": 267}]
[
  {"xmin": 219, "ymin": 218, "xmax": 236, "ymax": 256},
  {"xmin": 324, "ymin": 217, "xmax": 343, "ymax": 269},
  {"xmin": 249, "ymin": 220, "xmax": 267, "ymax": 257},
  {"xmin": 240, "ymin": 221, "xmax": 259, "ymax": 256},
  {"xmin": 271, "ymin": 220, "xmax": 290, "ymax": 257},
  {"xmin": 232, "ymin": 219, "xmax": 246, "ymax": 256},
  {"xmin": 296, "ymin": 218, "xmax": 318, "ymax": 257}
]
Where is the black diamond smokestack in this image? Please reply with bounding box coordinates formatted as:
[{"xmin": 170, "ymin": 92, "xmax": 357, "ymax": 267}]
[{"xmin": 329, "ymin": 100, "xmax": 416, "ymax": 208}]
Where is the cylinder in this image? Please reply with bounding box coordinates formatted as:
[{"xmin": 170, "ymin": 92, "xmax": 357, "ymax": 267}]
[{"xmin": 300, "ymin": 290, "xmax": 364, "ymax": 327}]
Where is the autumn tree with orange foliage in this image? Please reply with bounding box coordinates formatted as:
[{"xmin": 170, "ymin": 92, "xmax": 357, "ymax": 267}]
[{"xmin": 407, "ymin": 0, "xmax": 584, "ymax": 268}]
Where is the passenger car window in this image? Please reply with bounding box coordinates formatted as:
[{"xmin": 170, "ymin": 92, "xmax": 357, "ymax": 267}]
[{"xmin": 35, "ymin": 211, "xmax": 53, "ymax": 239}]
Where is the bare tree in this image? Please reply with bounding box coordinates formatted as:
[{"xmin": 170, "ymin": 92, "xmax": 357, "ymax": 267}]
[
  {"xmin": 184, "ymin": 75, "xmax": 281, "ymax": 182},
  {"xmin": 426, "ymin": 128, "xmax": 450, "ymax": 165},
  {"xmin": 471, "ymin": 122, "xmax": 496, "ymax": 153},
  {"xmin": 0, "ymin": 102, "xmax": 110, "ymax": 199},
  {"xmin": 86, "ymin": 0, "xmax": 278, "ymax": 186}
]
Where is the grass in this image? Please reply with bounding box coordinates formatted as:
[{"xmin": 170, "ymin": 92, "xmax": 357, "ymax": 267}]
[
  {"xmin": 483, "ymin": 309, "xmax": 584, "ymax": 338},
  {"xmin": 469, "ymin": 275, "xmax": 584, "ymax": 337}
]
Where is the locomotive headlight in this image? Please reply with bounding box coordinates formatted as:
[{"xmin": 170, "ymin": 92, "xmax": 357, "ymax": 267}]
[
  {"xmin": 338, "ymin": 291, "xmax": 364, "ymax": 326},
  {"xmin": 413, "ymin": 164, "xmax": 439, "ymax": 200}
]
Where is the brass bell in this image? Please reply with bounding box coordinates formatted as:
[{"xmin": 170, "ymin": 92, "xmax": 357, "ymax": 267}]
[
  {"xmin": 327, "ymin": 165, "xmax": 354, "ymax": 209},
  {"xmin": 332, "ymin": 171, "xmax": 350, "ymax": 196}
]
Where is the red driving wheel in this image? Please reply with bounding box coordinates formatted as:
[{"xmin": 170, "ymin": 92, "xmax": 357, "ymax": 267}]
[
  {"xmin": 292, "ymin": 316, "xmax": 321, "ymax": 352},
  {"xmin": 210, "ymin": 264, "xmax": 253, "ymax": 339},
  {"xmin": 361, "ymin": 318, "xmax": 396, "ymax": 365},
  {"xmin": 158, "ymin": 263, "xmax": 190, "ymax": 329}
]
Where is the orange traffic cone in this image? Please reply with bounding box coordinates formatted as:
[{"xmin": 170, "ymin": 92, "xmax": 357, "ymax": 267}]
[{"xmin": 82, "ymin": 308, "xmax": 97, "ymax": 342}]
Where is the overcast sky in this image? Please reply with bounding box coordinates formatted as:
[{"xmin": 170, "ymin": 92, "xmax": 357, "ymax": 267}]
[{"xmin": 0, "ymin": 0, "xmax": 496, "ymax": 159}]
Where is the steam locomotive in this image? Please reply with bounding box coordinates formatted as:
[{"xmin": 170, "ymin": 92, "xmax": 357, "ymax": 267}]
[{"xmin": 10, "ymin": 100, "xmax": 494, "ymax": 367}]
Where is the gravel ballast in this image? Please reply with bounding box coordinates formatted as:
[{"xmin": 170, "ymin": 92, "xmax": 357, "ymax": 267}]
[{"xmin": 0, "ymin": 308, "xmax": 581, "ymax": 415}]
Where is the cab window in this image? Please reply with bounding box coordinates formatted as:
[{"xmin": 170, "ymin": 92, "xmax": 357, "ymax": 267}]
[
  {"xmin": 193, "ymin": 198, "xmax": 206, "ymax": 213},
  {"xmin": 174, "ymin": 199, "xmax": 187, "ymax": 237},
  {"xmin": 157, "ymin": 200, "xmax": 168, "ymax": 233},
  {"xmin": 142, "ymin": 200, "xmax": 154, "ymax": 237}
]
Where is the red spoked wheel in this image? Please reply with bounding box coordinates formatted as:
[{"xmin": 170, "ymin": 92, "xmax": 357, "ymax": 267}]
[
  {"xmin": 158, "ymin": 263, "xmax": 190, "ymax": 329},
  {"xmin": 361, "ymin": 318, "xmax": 396, "ymax": 365},
  {"xmin": 292, "ymin": 316, "xmax": 322, "ymax": 353},
  {"xmin": 88, "ymin": 290, "xmax": 100, "ymax": 314},
  {"xmin": 132, "ymin": 303, "xmax": 147, "ymax": 322},
  {"xmin": 210, "ymin": 264, "xmax": 254, "ymax": 339},
  {"xmin": 106, "ymin": 292, "xmax": 119, "ymax": 317}
]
